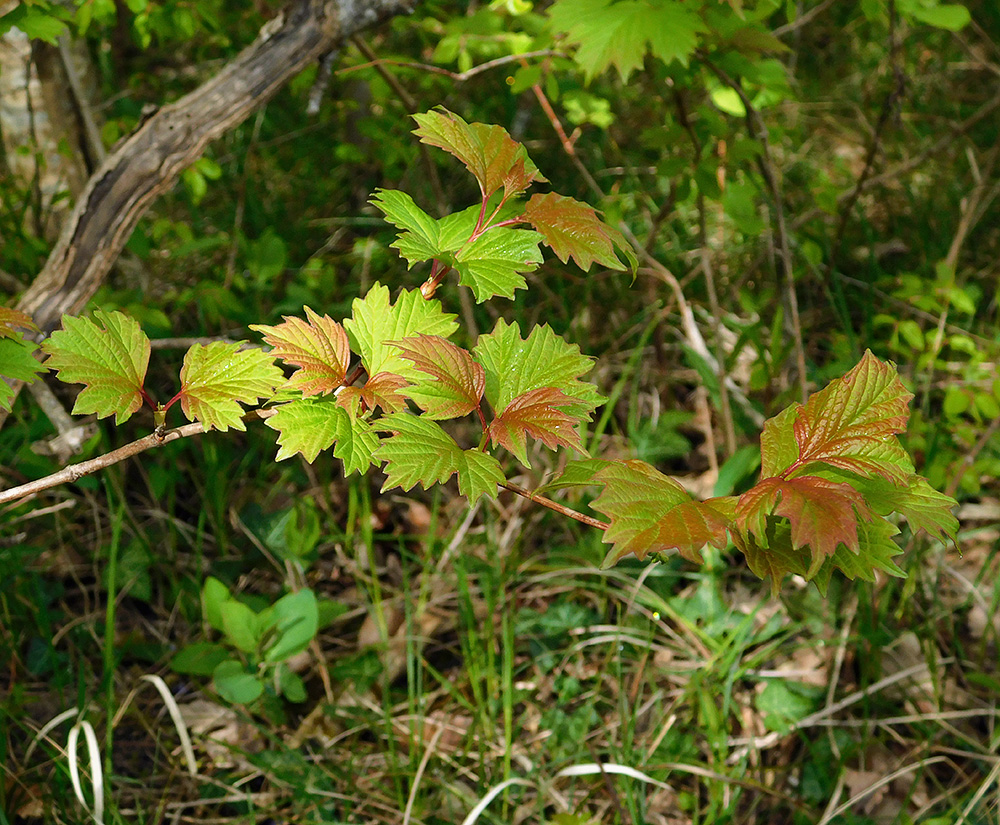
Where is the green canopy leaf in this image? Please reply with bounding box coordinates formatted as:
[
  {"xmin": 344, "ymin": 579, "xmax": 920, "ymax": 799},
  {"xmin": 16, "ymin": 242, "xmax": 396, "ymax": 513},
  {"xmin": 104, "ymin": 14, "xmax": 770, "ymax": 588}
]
[
  {"xmin": 344, "ymin": 283, "xmax": 458, "ymax": 382},
  {"xmin": 178, "ymin": 342, "xmax": 282, "ymax": 431},
  {"xmin": 375, "ymin": 413, "xmax": 503, "ymax": 503},
  {"xmin": 42, "ymin": 310, "xmax": 150, "ymax": 424}
]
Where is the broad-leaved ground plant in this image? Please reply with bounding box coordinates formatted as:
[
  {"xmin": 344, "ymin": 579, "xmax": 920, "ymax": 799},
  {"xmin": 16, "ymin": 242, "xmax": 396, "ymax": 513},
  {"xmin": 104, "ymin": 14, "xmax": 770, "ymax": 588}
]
[{"xmin": 1, "ymin": 109, "xmax": 958, "ymax": 605}]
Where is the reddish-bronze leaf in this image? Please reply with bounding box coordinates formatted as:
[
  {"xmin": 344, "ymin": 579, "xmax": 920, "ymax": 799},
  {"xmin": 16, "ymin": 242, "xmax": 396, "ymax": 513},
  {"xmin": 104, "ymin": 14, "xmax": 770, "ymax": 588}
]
[
  {"xmin": 792, "ymin": 350, "xmax": 913, "ymax": 482},
  {"xmin": 412, "ymin": 108, "xmax": 545, "ymax": 201},
  {"xmin": 488, "ymin": 386, "xmax": 585, "ymax": 467},
  {"xmin": 0, "ymin": 307, "xmax": 38, "ymax": 339},
  {"xmin": 524, "ymin": 192, "xmax": 633, "ymax": 272},
  {"xmin": 591, "ymin": 459, "xmax": 735, "ymax": 568},
  {"xmin": 392, "ymin": 334, "xmax": 485, "ymax": 419},
  {"xmin": 251, "ymin": 306, "xmax": 350, "ymax": 396},
  {"xmin": 736, "ymin": 475, "xmax": 871, "ymax": 568},
  {"xmin": 337, "ymin": 371, "xmax": 409, "ymax": 415}
]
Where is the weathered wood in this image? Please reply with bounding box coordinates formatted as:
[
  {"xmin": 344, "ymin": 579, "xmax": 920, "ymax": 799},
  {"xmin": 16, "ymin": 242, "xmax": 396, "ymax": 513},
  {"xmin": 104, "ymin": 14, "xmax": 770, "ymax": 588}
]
[{"xmin": 1, "ymin": 0, "xmax": 411, "ymax": 428}]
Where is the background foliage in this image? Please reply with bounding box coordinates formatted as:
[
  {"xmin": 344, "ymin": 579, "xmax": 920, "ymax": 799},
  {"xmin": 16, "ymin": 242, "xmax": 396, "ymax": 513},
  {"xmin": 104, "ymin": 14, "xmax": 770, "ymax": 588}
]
[{"xmin": 1, "ymin": 0, "xmax": 996, "ymax": 823}]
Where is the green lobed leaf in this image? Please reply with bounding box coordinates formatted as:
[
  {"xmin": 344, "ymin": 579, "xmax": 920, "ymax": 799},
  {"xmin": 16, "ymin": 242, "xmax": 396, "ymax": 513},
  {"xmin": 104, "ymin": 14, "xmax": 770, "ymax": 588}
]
[
  {"xmin": 810, "ymin": 517, "xmax": 905, "ymax": 596},
  {"xmin": 374, "ymin": 413, "xmax": 502, "ymax": 502},
  {"xmin": 591, "ymin": 459, "xmax": 735, "ymax": 568},
  {"xmin": 392, "ymin": 334, "xmax": 484, "ymax": 420},
  {"xmin": 42, "ymin": 310, "xmax": 150, "ymax": 424},
  {"xmin": 266, "ymin": 396, "xmax": 379, "ymax": 473},
  {"xmin": 178, "ymin": 341, "xmax": 282, "ymax": 432},
  {"xmin": 0, "ymin": 3, "xmax": 69, "ymax": 44},
  {"xmin": 548, "ymin": 0, "xmax": 707, "ymax": 81},
  {"xmin": 0, "ymin": 336, "xmax": 46, "ymax": 412},
  {"xmin": 488, "ymin": 386, "xmax": 586, "ymax": 468},
  {"xmin": 251, "ymin": 306, "xmax": 351, "ymax": 396},
  {"xmin": 371, "ymin": 190, "xmax": 472, "ymax": 265},
  {"xmin": 455, "ymin": 448, "xmax": 505, "ymax": 504},
  {"xmin": 454, "ymin": 227, "xmax": 543, "ymax": 302},
  {"xmin": 852, "ymin": 474, "xmax": 958, "ymax": 543},
  {"xmin": 524, "ymin": 193, "xmax": 634, "ymax": 273},
  {"xmin": 343, "ymin": 283, "xmax": 458, "ymax": 382},
  {"xmin": 473, "ymin": 319, "xmax": 605, "ymax": 421},
  {"xmin": 412, "ymin": 108, "xmax": 546, "ymax": 200}
]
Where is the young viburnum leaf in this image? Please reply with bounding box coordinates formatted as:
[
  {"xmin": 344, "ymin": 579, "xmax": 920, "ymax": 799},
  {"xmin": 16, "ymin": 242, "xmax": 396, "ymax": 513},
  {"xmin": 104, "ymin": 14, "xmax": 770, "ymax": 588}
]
[
  {"xmin": 454, "ymin": 227, "xmax": 543, "ymax": 302},
  {"xmin": 178, "ymin": 342, "xmax": 282, "ymax": 432},
  {"xmin": 343, "ymin": 283, "xmax": 458, "ymax": 382},
  {"xmin": 536, "ymin": 457, "xmax": 611, "ymax": 493},
  {"xmin": 851, "ymin": 474, "xmax": 958, "ymax": 543},
  {"xmin": 42, "ymin": 310, "xmax": 150, "ymax": 424},
  {"xmin": 337, "ymin": 372, "xmax": 410, "ymax": 415},
  {"xmin": 489, "ymin": 386, "xmax": 586, "ymax": 467},
  {"xmin": 0, "ymin": 307, "xmax": 38, "ymax": 338},
  {"xmin": 810, "ymin": 517, "xmax": 905, "ymax": 596},
  {"xmin": 372, "ymin": 191, "xmax": 479, "ymax": 267},
  {"xmin": 266, "ymin": 396, "xmax": 379, "ymax": 473},
  {"xmin": 548, "ymin": 0, "xmax": 707, "ymax": 81},
  {"xmin": 735, "ymin": 475, "xmax": 872, "ymax": 569},
  {"xmin": 591, "ymin": 459, "xmax": 735, "ymax": 568},
  {"xmin": 250, "ymin": 306, "xmax": 350, "ymax": 395},
  {"xmin": 375, "ymin": 413, "xmax": 503, "ymax": 502},
  {"xmin": 731, "ymin": 521, "xmax": 810, "ymax": 595},
  {"xmin": 412, "ymin": 108, "xmax": 546, "ymax": 201},
  {"xmin": 0, "ymin": 335, "xmax": 46, "ymax": 411},
  {"xmin": 524, "ymin": 193, "xmax": 635, "ymax": 273},
  {"xmin": 473, "ymin": 319, "xmax": 605, "ymax": 420},
  {"xmin": 392, "ymin": 334, "xmax": 484, "ymax": 420},
  {"xmin": 789, "ymin": 350, "xmax": 914, "ymax": 483}
]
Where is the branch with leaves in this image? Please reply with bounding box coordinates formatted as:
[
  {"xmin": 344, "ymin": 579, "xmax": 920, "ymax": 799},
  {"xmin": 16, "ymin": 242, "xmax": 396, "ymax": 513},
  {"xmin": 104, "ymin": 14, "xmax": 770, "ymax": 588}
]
[{"xmin": 1, "ymin": 110, "xmax": 957, "ymax": 592}]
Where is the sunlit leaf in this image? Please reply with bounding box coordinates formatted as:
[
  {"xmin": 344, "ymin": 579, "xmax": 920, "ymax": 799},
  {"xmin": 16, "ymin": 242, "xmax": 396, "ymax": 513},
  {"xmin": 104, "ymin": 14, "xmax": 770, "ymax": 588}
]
[
  {"xmin": 375, "ymin": 412, "xmax": 503, "ymax": 502},
  {"xmin": 42, "ymin": 310, "xmax": 150, "ymax": 424},
  {"xmin": 454, "ymin": 227, "xmax": 543, "ymax": 302},
  {"xmin": 591, "ymin": 459, "xmax": 735, "ymax": 567},
  {"xmin": 266, "ymin": 396, "xmax": 380, "ymax": 473},
  {"xmin": 412, "ymin": 108, "xmax": 546, "ymax": 200},
  {"xmin": 489, "ymin": 386, "xmax": 586, "ymax": 467},
  {"xmin": 0, "ymin": 335, "xmax": 46, "ymax": 411},
  {"xmin": 392, "ymin": 334, "xmax": 484, "ymax": 419},
  {"xmin": 251, "ymin": 306, "xmax": 350, "ymax": 395},
  {"xmin": 344, "ymin": 283, "xmax": 458, "ymax": 382},
  {"xmin": 790, "ymin": 350, "xmax": 914, "ymax": 482},
  {"xmin": 548, "ymin": 0, "xmax": 707, "ymax": 81},
  {"xmin": 524, "ymin": 192, "xmax": 635, "ymax": 273},
  {"xmin": 473, "ymin": 319, "xmax": 604, "ymax": 421},
  {"xmin": 178, "ymin": 342, "xmax": 282, "ymax": 431}
]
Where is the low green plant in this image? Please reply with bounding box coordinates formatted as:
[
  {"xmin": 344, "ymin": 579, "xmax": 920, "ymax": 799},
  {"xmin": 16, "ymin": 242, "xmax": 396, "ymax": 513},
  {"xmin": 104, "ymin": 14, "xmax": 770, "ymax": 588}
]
[{"xmin": 171, "ymin": 577, "xmax": 319, "ymax": 704}]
